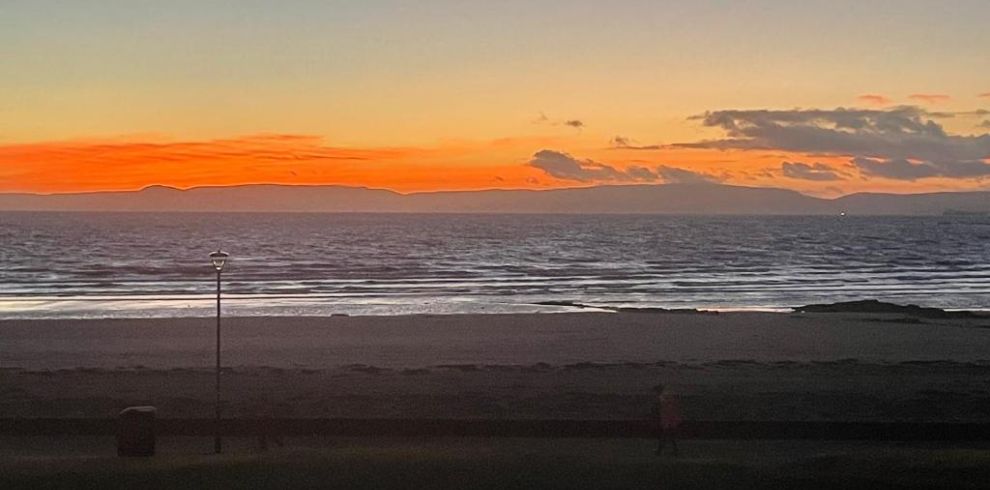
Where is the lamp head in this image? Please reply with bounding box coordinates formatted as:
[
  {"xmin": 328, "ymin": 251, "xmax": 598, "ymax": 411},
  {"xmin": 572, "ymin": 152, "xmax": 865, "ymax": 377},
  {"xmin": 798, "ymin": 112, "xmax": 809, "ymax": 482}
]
[{"xmin": 209, "ymin": 250, "xmax": 229, "ymax": 272}]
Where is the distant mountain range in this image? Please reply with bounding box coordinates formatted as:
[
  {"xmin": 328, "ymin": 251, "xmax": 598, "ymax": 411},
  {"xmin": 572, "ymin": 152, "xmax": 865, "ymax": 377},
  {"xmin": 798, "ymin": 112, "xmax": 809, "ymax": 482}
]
[{"xmin": 1, "ymin": 183, "xmax": 989, "ymax": 215}]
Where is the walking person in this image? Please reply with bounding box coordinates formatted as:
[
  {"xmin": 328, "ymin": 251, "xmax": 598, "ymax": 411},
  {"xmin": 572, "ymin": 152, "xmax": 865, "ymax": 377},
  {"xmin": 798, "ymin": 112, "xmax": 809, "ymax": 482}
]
[{"xmin": 651, "ymin": 383, "xmax": 682, "ymax": 456}]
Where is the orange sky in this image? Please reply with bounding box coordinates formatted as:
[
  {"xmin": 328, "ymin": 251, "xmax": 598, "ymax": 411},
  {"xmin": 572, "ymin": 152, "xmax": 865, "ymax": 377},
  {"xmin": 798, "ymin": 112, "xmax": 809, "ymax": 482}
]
[
  {"xmin": 3, "ymin": 2, "xmax": 989, "ymax": 198},
  {"xmin": 1, "ymin": 129, "xmax": 987, "ymax": 198},
  {"xmin": 0, "ymin": 134, "xmax": 561, "ymax": 193}
]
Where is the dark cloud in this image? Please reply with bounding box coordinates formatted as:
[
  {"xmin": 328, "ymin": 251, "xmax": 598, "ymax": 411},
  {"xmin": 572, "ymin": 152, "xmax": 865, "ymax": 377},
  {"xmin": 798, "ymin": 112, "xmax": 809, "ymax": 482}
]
[
  {"xmin": 908, "ymin": 94, "xmax": 951, "ymax": 104},
  {"xmin": 780, "ymin": 161, "xmax": 844, "ymax": 181},
  {"xmin": 655, "ymin": 166, "xmax": 722, "ymax": 184},
  {"xmin": 853, "ymin": 157, "xmax": 990, "ymax": 180},
  {"xmin": 528, "ymin": 150, "xmax": 721, "ymax": 184},
  {"xmin": 610, "ymin": 136, "xmax": 661, "ymax": 150},
  {"xmin": 980, "ymin": 92, "xmax": 990, "ymax": 98},
  {"xmin": 980, "ymin": 120, "xmax": 990, "ymax": 129},
  {"xmin": 528, "ymin": 150, "xmax": 627, "ymax": 182},
  {"xmin": 677, "ymin": 106, "xmax": 990, "ymax": 180},
  {"xmin": 626, "ymin": 165, "xmax": 659, "ymax": 181},
  {"xmin": 533, "ymin": 112, "xmax": 585, "ymax": 129}
]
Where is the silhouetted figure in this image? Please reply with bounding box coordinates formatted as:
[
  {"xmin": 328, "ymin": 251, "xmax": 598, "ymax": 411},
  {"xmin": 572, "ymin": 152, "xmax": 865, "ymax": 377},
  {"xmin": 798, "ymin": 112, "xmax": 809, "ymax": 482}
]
[{"xmin": 651, "ymin": 383, "xmax": 681, "ymax": 456}]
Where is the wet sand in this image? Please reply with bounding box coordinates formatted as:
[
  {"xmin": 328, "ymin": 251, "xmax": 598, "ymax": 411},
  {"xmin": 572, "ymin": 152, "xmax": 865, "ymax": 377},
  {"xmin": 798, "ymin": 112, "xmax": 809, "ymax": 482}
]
[{"xmin": 3, "ymin": 312, "xmax": 990, "ymax": 422}]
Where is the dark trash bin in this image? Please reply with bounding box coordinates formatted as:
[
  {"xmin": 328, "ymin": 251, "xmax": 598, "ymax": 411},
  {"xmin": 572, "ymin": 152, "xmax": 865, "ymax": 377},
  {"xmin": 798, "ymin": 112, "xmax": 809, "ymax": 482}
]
[{"xmin": 117, "ymin": 406, "xmax": 156, "ymax": 457}]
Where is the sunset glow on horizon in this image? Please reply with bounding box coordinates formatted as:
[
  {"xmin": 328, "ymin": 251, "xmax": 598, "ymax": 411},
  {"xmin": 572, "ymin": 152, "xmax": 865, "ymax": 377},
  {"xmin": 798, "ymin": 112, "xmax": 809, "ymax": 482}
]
[{"xmin": 2, "ymin": 1, "xmax": 989, "ymax": 198}]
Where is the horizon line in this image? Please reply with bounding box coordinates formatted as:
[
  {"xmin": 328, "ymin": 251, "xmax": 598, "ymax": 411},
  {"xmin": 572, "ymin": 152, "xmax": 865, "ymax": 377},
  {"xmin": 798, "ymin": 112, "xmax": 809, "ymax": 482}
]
[{"xmin": 2, "ymin": 181, "xmax": 985, "ymax": 201}]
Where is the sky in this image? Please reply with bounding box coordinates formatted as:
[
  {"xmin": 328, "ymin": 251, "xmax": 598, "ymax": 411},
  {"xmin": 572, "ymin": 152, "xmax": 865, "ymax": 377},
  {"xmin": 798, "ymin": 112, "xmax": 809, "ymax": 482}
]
[{"xmin": 1, "ymin": 0, "xmax": 989, "ymax": 196}]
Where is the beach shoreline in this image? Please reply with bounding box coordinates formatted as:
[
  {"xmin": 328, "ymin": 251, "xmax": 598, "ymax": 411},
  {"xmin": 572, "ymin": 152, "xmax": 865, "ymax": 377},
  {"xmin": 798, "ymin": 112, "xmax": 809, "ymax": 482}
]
[{"xmin": 4, "ymin": 299, "xmax": 989, "ymax": 321}]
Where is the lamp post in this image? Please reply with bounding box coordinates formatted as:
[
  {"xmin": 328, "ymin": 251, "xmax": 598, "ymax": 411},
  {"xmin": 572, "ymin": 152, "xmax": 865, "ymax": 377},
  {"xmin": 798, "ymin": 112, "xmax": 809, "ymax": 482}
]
[{"xmin": 209, "ymin": 250, "xmax": 228, "ymax": 454}]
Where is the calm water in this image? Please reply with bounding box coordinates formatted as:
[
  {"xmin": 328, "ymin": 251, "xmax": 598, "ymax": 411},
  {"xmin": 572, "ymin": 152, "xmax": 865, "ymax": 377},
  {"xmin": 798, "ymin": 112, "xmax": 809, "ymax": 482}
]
[{"xmin": 1, "ymin": 212, "xmax": 989, "ymax": 319}]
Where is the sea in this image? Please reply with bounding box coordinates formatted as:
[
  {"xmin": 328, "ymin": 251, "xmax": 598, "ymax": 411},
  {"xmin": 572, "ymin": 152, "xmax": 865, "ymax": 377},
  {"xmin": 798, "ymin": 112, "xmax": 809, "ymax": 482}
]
[{"xmin": 2, "ymin": 212, "xmax": 990, "ymax": 319}]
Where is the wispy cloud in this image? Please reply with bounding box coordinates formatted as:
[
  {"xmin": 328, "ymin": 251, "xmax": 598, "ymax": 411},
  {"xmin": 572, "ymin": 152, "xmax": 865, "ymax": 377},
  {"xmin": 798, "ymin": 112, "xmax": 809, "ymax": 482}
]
[
  {"xmin": 609, "ymin": 136, "xmax": 661, "ymax": 150},
  {"xmin": 908, "ymin": 93, "xmax": 951, "ymax": 104},
  {"xmin": 857, "ymin": 94, "xmax": 893, "ymax": 106},
  {"xmin": 1, "ymin": 134, "xmax": 402, "ymax": 165},
  {"xmin": 533, "ymin": 112, "xmax": 585, "ymax": 130}
]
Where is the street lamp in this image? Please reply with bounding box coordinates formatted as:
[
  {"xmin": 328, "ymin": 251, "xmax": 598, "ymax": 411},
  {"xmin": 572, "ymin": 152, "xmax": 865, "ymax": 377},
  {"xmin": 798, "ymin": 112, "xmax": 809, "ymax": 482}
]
[{"xmin": 209, "ymin": 249, "xmax": 228, "ymax": 454}]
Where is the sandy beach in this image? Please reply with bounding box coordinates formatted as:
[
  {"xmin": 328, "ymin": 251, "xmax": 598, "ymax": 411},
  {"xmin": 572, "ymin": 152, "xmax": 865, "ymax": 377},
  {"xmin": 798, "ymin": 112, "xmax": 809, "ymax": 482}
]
[{"xmin": 3, "ymin": 311, "xmax": 990, "ymax": 422}]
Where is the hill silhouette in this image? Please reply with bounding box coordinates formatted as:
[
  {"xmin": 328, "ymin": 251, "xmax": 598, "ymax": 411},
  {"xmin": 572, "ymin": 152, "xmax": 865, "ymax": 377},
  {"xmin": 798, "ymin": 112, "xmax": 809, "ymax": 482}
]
[{"xmin": 1, "ymin": 183, "xmax": 988, "ymax": 215}]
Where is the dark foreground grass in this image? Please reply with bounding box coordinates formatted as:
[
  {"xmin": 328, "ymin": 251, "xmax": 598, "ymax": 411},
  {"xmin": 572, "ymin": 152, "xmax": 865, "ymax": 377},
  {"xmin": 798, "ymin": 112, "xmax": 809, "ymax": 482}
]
[{"xmin": 2, "ymin": 438, "xmax": 990, "ymax": 489}]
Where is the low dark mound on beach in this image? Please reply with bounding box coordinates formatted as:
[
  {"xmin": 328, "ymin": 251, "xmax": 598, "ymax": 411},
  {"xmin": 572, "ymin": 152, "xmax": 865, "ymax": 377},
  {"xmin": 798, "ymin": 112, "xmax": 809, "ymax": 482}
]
[
  {"xmin": 533, "ymin": 300, "xmax": 711, "ymax": 314},
  {"xmin": 795, "ymin": 300, "xmax": 980, "ymax": 319}
]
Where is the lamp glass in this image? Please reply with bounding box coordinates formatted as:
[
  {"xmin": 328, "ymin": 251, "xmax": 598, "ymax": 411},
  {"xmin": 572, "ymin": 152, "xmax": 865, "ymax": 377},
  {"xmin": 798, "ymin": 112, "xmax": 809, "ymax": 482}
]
[{"xmin": 210, "ymin": 251, "xmax": 228, "ymax": 272}]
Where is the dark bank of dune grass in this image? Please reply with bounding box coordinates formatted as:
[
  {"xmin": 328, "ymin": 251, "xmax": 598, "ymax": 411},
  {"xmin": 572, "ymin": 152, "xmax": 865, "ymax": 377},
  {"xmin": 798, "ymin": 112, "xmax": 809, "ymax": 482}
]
[{"xmin": 2, "ymin": 438, "xmax": 990, "ymax": 490}]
